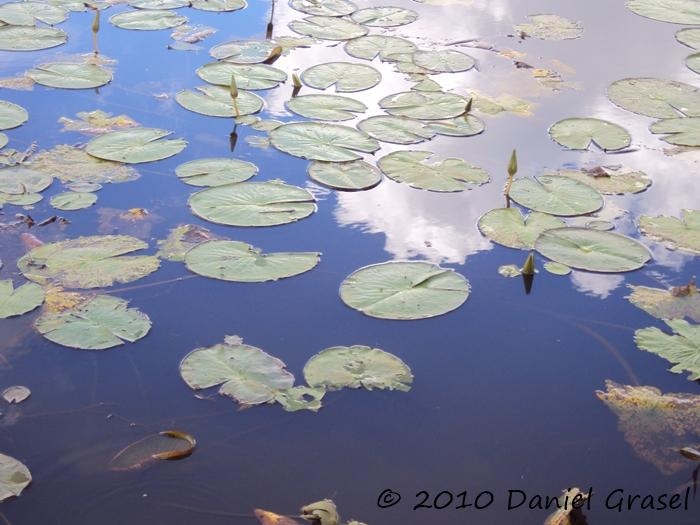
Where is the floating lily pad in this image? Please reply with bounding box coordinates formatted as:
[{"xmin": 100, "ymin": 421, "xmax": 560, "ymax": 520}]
[
  {"xmin": 626, "ymin": 0, "xmax": 700, "ymax": 24},
  {"xmin": 379, "ymin": 91, "xmax": 468, "ymax": 120},
  {"xmin": 110, "ymin": 9, "xmax": 187, "ymax": 30},
  {"xmin": 304, "ymin": 345, "xmax": 413, "ymax": 391},
  {"xmin": 627, "ymin": 283, "xmax": 700, "ymax": 322},
  {"xmin": 638, "ymin": 209, "xmax": 700, "ymax": 253},
  {"xmin": 498, "ymin": 264, "xmax": 522, "ymax": 277},
  {"xmin": 86, "ymin": 128, "xmax": 186, "ymax": 163},
  {"xmin": 18, "ymin": 235, "xmax": 160, "ymax": 288},
  {"xmin": 378, "ymin": 150, "xmax": 488, "ymax": 192},
  {"xmin": 286, "ymin": 94, "xmax": 366, "ymax": 121},
  {"xmin": 50, "ymin": 191, "xmax": 97, "ymax": 211},
  {"xmin": 29, "ymin": 145, "xmax": 139, "ymax": 184},
  {"xmin": 635, "ymin": 319, "xmax": 700, "ymax": 380},
  {"xmin": 543, "ymin": 261, "xmax": 571, "ymax": 275},
  {"xmin": 130, "ymin": 0, "xmax": 191, "ymax": 8},
  {"xmin": 0, "ymin": 2, "xmax": 68, "ymax": 25},
  {"xmin": 339, "ymin": 261, "xmax": 470, "ymax": 320},
  {"xmin": 427, "ymin": 114, "xmax": 485, "ymax": 137},
  {"xmin": 412, "ymin": 49, "xmax": 475, "ymax": 73},
  {"xmin": 0, "ymin": 168, "xmax": 52, "ymax": 194},
  {"xmin": 548, "ymin": 166, "xmax": 651, "ymax": 194},
  {"xmin": 0, "ymin": 192, "xmax": 42, "ymax": 207},
  {"xmin": 350, "ymin": 6, "xmax": 417, "ymax": 27},
  {"xmin": 176, "ymin": 86, "xmax": 264, "ymax": 117},
  {"xmin": 477, "ymin": 208, "xmax": 565, "ymax": 249},
  {"xmin": 109, "ymin": 430, "xmax": 196, "ymax": 471},
  {"xmin": 274, "ymin": 386, "xmax": 325, "ymax": 413},
  {"xmin": 358, "ymin": 115, "xmax": 435, "ymax": 144},
  {"xmin": 35, "ymin": 295, "xmax": 151, "ymax": 350},
  {"xmin": 0, "ymin": 280, "xmax": 44, "ymax": 319},
  {"xmin": 508, "ymin": 175, "xmax": 604, "ymax": 216},
  {"xmin": 290, "ymin": 0, "xmax": 356, "ymax": 16},
  {"xmin": 185, "ymin": 240, "xmax": 320, "ymax": 282},
  {"xmin": 176, "ymin": 158, "xmax": 257, "ymax": 186},
  {"xmin": 27, "ymin": 63, "xmax": 111, "ymax": 90},
  {"xmin": 301, "ymin": 62, "xmax": 381, "ymax": 92},
  {"xmin": 58, "ymin": 110, "xmax": 139, "ymax": 135},
  {"xmin": 179, "ymin": 335, "xmax": 294, "ymax": 406},
  {"xmin": 197, "ymin": 63, "xmax": 287, "ymax": 90},
  {"xmin": 66, "ymin": 181, "xmax": 101, "ymax": 192},
  {"xmin": 515, "ymin": 14, "xmax": 583, "ymax": 40},
  {"xmin": 0, "ymin": 453, "xmax": 31, "ymax": 502},
  {"xmin": 548, "ymin": 118, "xmax": 631, "ymax": 151},
  {"xmin": 307, "ymin": 159, "xmax": 381, "ymax": 190},
  {"xmin": 289, "ymin": 15, "xmax": 368, "ymax": 40},
  {"xmin": 0, "ymin": 25, "xmax": 67, "ymax": 51},
  {"xmin": 607, "ymin": 78, "xmax": 700, "ymax": 118},
  {"xmin": 344, "ymin": 35, "xmax": 417, "ymax": 61},
  {"xmin": 534, "ymin": 228, "xmax": 651, "ymax": 272},
  {"xmin": 269, "ymin": 121, "xmax": 379, "ymax": 161},
  {"xmin": 1, "ymin": 386, "xmax": 31, "ymax": 404},
  {"xmin": 210, "ymin": 39, "xmax": 278, "ymax": 62},
  {"xmin": 650, "ymin": 116, "xmax": 700, "ymax": 146},
  {"xmin": 189, "ymin": 181, "xmax": 316, "ymax": 227},
  {"xmin": 676, "ymin": 27, "xmax": 700, "ymax": 48},
  {"xmin": 190, "ymin": 0, "xmax": 245, "ymax": 11},
  {"xmin": 156, "ymin": 224, "xmax": 220, "ymax": 261},
  {"xmin": 0, "ymin": 134, "xmax": 7, "ymax": 149}
]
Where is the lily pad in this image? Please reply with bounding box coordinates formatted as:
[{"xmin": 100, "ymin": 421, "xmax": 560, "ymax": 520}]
[
  {"xmin": 18, "ymin": 235, "xmax": 160, "ymax": 288},
  {"xmin": 0, "ymin": 193, "xmax": 42, "ymax": 207},
  {"xmin": 0, "ymin": 2, "xmax": 68, "ymax": 25},
  {"xmin": 357, "ymin": 115, "xmax": 435, "ymax": 144},
  {"xmin": 1, "ymin": 386, "xmax": 31, "ymax": 404},
  {"xmin": 130, "ymin": 0, "xmax": 192, "ymax": 8},
  {"xmin": 0, "ymin": 454, "xmax": 31, "ymax": 502},
  {"xmin": 412, "ymin": 49, "xmax": 476, "ymax": 73},
  {"xmin": 676, "ymin": 27, "xmax": 700, "ymax": 48},
  {"xmin": 176, "ymin": 158, "xmax": 257, "ymax": 186},
  {"xmin": 197, "ymin": 63, "xmax": 287, "ymax": 90},
  {"xmin": 626, "ymin": 0, "xmax": 700, "ymax": 24},
  {"xmin": 627, "ymin": 283, "xmax": 700, "ymax": 322},
  {"xmin": 339, "ymin": 261, "xmax": 470, "ymax": 320},
  {"xmin": 269, "ymin": 121, "xmax": 379, "ymax": 161},
  {"xmin": 548, "ymin": 166, "xmax": 651, "ymax": 194},
  {"xmin": 29, "ymin": 145, "xmax": 139, "ymax": 184},
  {"xmin": 534, "ymin": 227, "xmax": 651, "ymax": 272},
  {"xmin": 350, "ymin": 6, "xmax": 417, "ymax": 27},
  {"xmin": 109, "ymin": 430, "xmax": 196, "ymax": 471},
  {"xmin": 607, "ymin": 78, "xmax": 700, "ymax": 118},
  {"xmin": 50, "ymin": 191, "xmax": 97, "ymax": 211},
  {"xmin": 286, "ymin": 94, "xmax": 366, "ymax": 121},
  {"xmin": 289, "ymin": 15, "xmax": 368, "ymax": 40},
  {"xmin": 508, "ymin": 175, "xmax": 604, "ymax": 216},
  {"xmin": 27, "ymin": 63, "xmax": 111, "ymax": 90},
  {"xmin": 0, "ymin": 134, "xmax": 7, "ymax": 149},
  {"xmin": 189, "ymin": 181, "xmax": 316, "ymax": 227},
  {"xmin": 543, "ymin": 261, "xmax": 571, "ymax": 275},
  {"xmin": 427, "ymin": 114, "xmax": 485, "ymax": 137},
  {"xmin": 304, "ymin": 345, "xmax": 413, "ymax": 391},
  {"xmin": 190, "ymin": 0, "xmax": 246, "ymax": 11},
  {"xmin": 687, "ymin": 51, "xmax": 700, "ymax": 74},
  {"xmin": 290, "ymin": 0, "xmax": 356, "ymax": 16},
  {"xmin": 548, "ymin": 118, "xmax": 631, "ymax": 151},
  {"xmin": 477, "ymin": 208, "xmax": 565, "ymax": 249},
  {"xmin": 179, "ymin": 335, "xmax": 295, "ymax": 406},
  {"xmin": 379, "ymin": 91, "xmax": 468, "ymax": 120},
  {"xmin": 86, "ymin": 128, "xmax": 187, "ymax": 163},
  {"xmin": 515, "ymin": 14, "xmax": 583, "ymax": 40},
  {"xmin": 274, "ymin": 386, "xmax": 325, "ymax": 412},
  {"xmin": 210, "ymin": 39, "xmax": 278, "ymax": 62},
  {"xmin": 58, "ymin": 110, "xmax": 139, "ymax": 135},
  {"xmin": 35, "ymin": 295, "xmax": 151, "ymax": 350},
  {"xmin": 301, "ymin": 62, "xmax": 381, "ymax": 92},
  {"xmin": 0, "ymin": 167, "xmax": 52, "ymax": 194},
  {"xmin": 176, "ymin": 85, "xmax": 264, "ymax": 117},
  {"xmin": 0, "ymin": 25, "xmax": 66, "ymax": 51},
  {"xmin": 635, "ymin": 319, "xmax": 700, "ymax": 380},
  {"xmin": 0, "ymin": 280, "xmax": 44, "ymax": 319},
  {"xmin": 378, "ymin": 150, "xmax": 488, "ymax": 192},
  {"xmin": 650, "ymin": 116, "xmax": 700, "ymax": 145},
  {"xmin": 638, "ymin": 209, "xmax": 700, "ymax": 253},
  {"xmin": 156, "ymin": 224, "xmax": 220, "ymax": 261},
  {"xmin": 185, "ymin": 240, "xmax": 320, "ymax": 282},
  {"xmin": 344, "ymin": 35, "xmax": 417, "ymax": 61},
  {"xmin": 110, "ymin": 9, "xmax": 187, "ymax": 30},
  {"xmin": 307, "ymin": 159, "xmax": 381, "ymax": 190}
]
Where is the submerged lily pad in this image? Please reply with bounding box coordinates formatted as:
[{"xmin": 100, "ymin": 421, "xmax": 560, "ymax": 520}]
[
  {"xmin": 638, "ymin": 209, "xmax": 700, "ymax": 253},
  {"xmin": 109, "ymin": 430, "xmax": 196, "ymax": 471},
  {"xmin": 378, "ymin": 150, "xmax": 488, "ymax": 192},
  {"xmin": 627, "ymin": 283, "xmax": 700, "ymax": 322},
  {"xmin": 515, "ymin": 14, "xmax": 583, "ymax": 40},
  {"xmin": 0, "ymin": 453, "xmax": 31, "ymax": 502},
  {"xmin": 0, "ymin": 2, "xmax": 68, "ymax": 25},
  {"xmin": 379, "ymin": 91, "xmax": 468, "ymax": 120},
  {"xmin": 0, "ymin": 101, "xmax": 28, "ymax": 130},
  {"xmin": 189, "ymin": 181, "xmax": 316, "ymax": 227},
  {"xmin": 535, "ymin": 228, "xmax": 651, "ymax": 272},
  {"xmin": 626, "ymin": 0, "xmax": 700, "ymax": 24},
  {"xmin": 50, "ymin": 191, "xmax": 97, "ymax": 210},
  {"xmin": 0, "ymin": 280, "xmax": 44, "ymax": 319},
  {"xmin": 350, "ymin": 6, "xmax": 417, "ymax": 27},
  {"xmin": 176, "ymin": 158, "xmax": 257, "ymax": 186},
  {"xmin": 176, "ymin": 86, "xmax": 264, "ymax": 117},
  {"xmin": 548, "ymin": 118, "xmax": 631, "ymax": 151},
  {"xmin": 35, "ymin": 295, "xmax": 151, "ymax": 350},
  {"xmin": 344, "ymin": 35, "xmax": 417, "ymax": 61},
  {"xmin": 156, "ymin": 224, "xmax": 221, "ymax": 261},
  {"xmin": 477, "ymin": 208, "xmax": 565, "ymax": 250},
  {"xmin": 190, "ymin": 0, "xmax": 246, "ymax": 11},
  {"xmin": 286, "ymin": 94, "xmax": 366, "ymax": 121},
  {"xmin": 110, "ymin": 9, "xmax": 187, "ymax": 30},
  {"xmin": 650, "ymin": 116, "xmax": 700, "ymax": 146},
  {"xmin": 548, "ymin": 166, "xmax": 651, "ymax": 195},
  {"xmin": 301, "ymin": 62, "xmax": 381, "ymax": 92},
  {"xmin": 304, "ymin": 345, "xmax": 413, "ymax": 391},
  {"xmin": 0, "ymin": 26, "xmax": 67, "ymax": 51},
  {"xmin": 289, "ymin": 15, "xmax": 368, "ymax": 40},
  {"xmin": 607, "ymin": 78, "xmax": 700, "ymax": 118},
  {"xmin": 86, "ymin": 128, "xmax": 186, "ymax": 163},
  {"xmin": 358, "ymin": 115, "xmax": 435, "ymax": 144},
  {"xmin": 27, "ymin": 63, "xmax": 111, "ymax": 90},
  {"xmin": 269, "ymin": 121, "xmax": 379, "ymax": 161},
  {"xmin": 307, "ymin": 159, "xmax": 381, "ymax": 190},
  {"xmin": 508, "ymin": 175, "xmax": 604, "ymax": 216},
  {"xmin": 18, "ymin": 235, "xmax": 160, "ymax": 288},
  {"xmin": 210, "ymin": 40, "xmax": 278, "ymax": 62},
  {"xmin": 290, "ymin": 0, "xmax": 356, "ymax": 16},
  {"xmin": 29, "ymin": 145, "xmax": 139, "ymax": 184},
  {"xmin": 339, "ymin": 261, "xmax": 470, "ymax": 320},
  {"xmin": 412, "ymin": 49, "xmax": 476, "ymax": 73},
  {"xmin": 197, "ymin": 63, "xmax": 287, "ymax": 90},
  {"xmin": 635, "ymin": 319, "xmax": 700, "ymax": 380}
]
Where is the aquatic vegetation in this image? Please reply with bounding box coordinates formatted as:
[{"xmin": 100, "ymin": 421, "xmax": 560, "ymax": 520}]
[{"xmin": 0, "ymin": 453, "xmax": 31, "ymax": 502}]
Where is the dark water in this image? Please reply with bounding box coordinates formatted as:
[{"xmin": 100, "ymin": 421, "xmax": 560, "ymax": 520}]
[{"xmin": 1, "ymin": 0, "xmax": 700, "ymax": 523}]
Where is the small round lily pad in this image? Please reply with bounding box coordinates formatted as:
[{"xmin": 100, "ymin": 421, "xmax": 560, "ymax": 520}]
[
  {"xmin": 176, "ymin": 158, "xmax": 257, "ymax": 186},
  {"xmin": 307, "ymin": 159, "xmax": 381, "ymax": 190}
]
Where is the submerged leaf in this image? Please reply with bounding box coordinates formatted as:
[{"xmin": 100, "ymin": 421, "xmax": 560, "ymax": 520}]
[
  {"xmin": 274, "ymin": 386, "xmax": 325, "ymax": 412},
  {"xmin": 627, "ymin": 283, "xmax": 700, "ymax": 322},
  {"xmin": 0, "ymin": 453, "xmax": 31, "ymax": 502},
  {"xmin": 607, "ymin": 77, "xmax": 700, "ymax": 118},
  {"xmin": 477, "ymin": 208, "xmax": 565, "ymax": 250},
  {"xmin": 638, "ymin": 209, "xmax": 700, "ymax": 254},
  {"xmin": 269, "ymin": 122, "xmax": 379, "ymax": 162},
  {"xmin": 0, "ymin": 280, "xmax": 44, "ymax": 319},
  {"xmin": 59, "ymin": 110, "xmax": 138, "ymax": 135},
  {"xmin": 508, "ymin": 175, "xmax": 603, "ymax": 216},
  {"xmin": 109, "ymin": 430, "xmax": 196, "ymax": 471},
  {"xmin": 254, "ymin": 509, "xmax": 302, "ymax": 525},
  {"xmin": 307, "ymin": 160, "xmax": 381, "ymax": 190},
  {"xmin": 635, "ymin": 319, "xmax": 700, "ymax": 380},
  {"xmin": 86, "ymin": 128, "xmax": 186, "ymax": 163},
  {"xmin": 515, "ymin": 14, "xmax": 583, "ymax": 40},
  {"xmin": 29, "ymin": 145, "xmax": 139, "ymax": 184},
  {"xmin": 548, "ymin": 117, "xmax": 631, "ymax": 151}
]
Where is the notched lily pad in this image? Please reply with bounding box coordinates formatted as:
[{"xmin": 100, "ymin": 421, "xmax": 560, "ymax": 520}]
[
  {"xmin": 548, "ymin": 117, "xmax": 631, "ymax": 151},
  {"xmin": 50, "ymin": 191, "xmax": 97, "ymax": 211},
  {"xmin": 307, "ymin": 160, "xmax": 382, "ymax": 190},
  {"xmin": 86, "ymin": 128, "xmax": 186, "ymax": 164},
  {"xmin": 427, "ymin": 114, "xmax": 484, "ymax": 137},
  {"xmin": 197, "ymin": 63, "xmax": 287, "ymax": 90},
  {"xmin": 0, "ymin": 280, "xmax": 44, "ymax": 319},
  {"xmin": 290, "ymin": 0, "xmax": 356, "ymax": 16},
  {"xmin": 1, "ymin": 386, "xmax": 30, "ymax": 404},
  {"xmin": 508, "ymin": 175, "xmax": 604, "ymax": 216},
  {"xmin": 176, "ymin": 158, "xmax": 257, "ymax": 187},
  {"xmin": 676, "ymin": 27, "xmax": 700, "ymax": 49},
  {"xmin": 650, "ymin": 116, "xmax": 700, "ymax": 146},
  {"xmin": 289, "ymin": 15, "xmax": 368, "ymax": 40},
  {"xmin": 344, "ymin": 35, "xmax": 417, "ymax": 61},
  {"xmin": 301, "ymin": 62, "xmax": 381, "ymax": 92},
  {"xmin": 286, "ymin": 94, "xmax": 366, "ymax": 121},
  {"xmin": 269, "ymin": 121, "xmax": 379, "ymax": 162},
  {"xmin": 607, "ymin": 78, "xmax": 700, "ymax": 118},
  {"xmin": 638, "ymin": 209, "xmax": 700, "ymax": 253},
  {"xmin": 412, "ymin": 49, "xmax": 476, "ymax": 73},
  {"xmin": 0, "ymin": 453, "xmax": 31, "ymax": 502},
  {"xmin": 176, "ymin": 86, "xmax": 264, "ymax": 117},
  {"xmin": 477, "ymin": 208, "xmax": 565, "ymax": 250},
  {"xmin": 626, "ymin": 0, "xmax": 700, "ymax": 24},
  {"xmin": 0, "ymin": 2, "xmax": 68, "ymax": 25},
  {"xmin": 210, "ymin": 40, "xmax": 278, "ymax": 62},
  {"xmin": 110, "ymin": 9, "xmax": 187, "ymax": 30},
  {"xmin": 27, "ymin": 63, "xmax": 112, "ymax": 90},
  {"xmin": 357, "ymin": 115, "xmax": 435, "ymax": 144},
  {"xmin": 379, "ymin": 91, "xmax": 468, "ymax": 120},
  {"xmin": 190, "ymin": 0, "xmax": 246, "ymax": 11},
  {"xmin": 350, "ymin": 6, "xmax": 417, "ymax": 27}
]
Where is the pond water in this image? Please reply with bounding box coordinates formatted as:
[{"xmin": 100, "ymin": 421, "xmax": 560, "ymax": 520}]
[{"xmin": 1, "ymin": 0, "xmax": 700, "ymax": 523}]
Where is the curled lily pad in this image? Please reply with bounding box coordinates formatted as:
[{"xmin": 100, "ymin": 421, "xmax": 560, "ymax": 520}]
[
  {"xmin": 676, "ymin": 27, "xmax": 700, "ymax": 49},
  {"xmin": 627, "ymin": 283, "xmax": 700, "ymax": 322},
  {"xmin": 534, "ymin": 227, "xmax": 651, "ymax": 272},
  {"xmin": 427, "ymin": 114, "xmax": 484, "ymax": 137},
  {"xmin": 548, "ymin": 118, "xmax": 631, "ymax": 151},
  {"xmin": 0, "ymin": 2, "xmax": 67, "ymax": 25},
  {"xmin": 27, "ymin": 63, "xmax": 111, "ymax": 89},
  {"xmin": 0, "ymin": 101, "xmax": 27, "ymax": 131},
  {"xmin": 286, "ymin": 94, "xmax": 366, "ymax": 121},
  {"xmin": 0, "ymin": 280, "xmax": 44, "ymax": 319},
  {"xmin": 210, "ymin": 40, "xmax": 278, "ymax": 62},
  {"xmin": 50, "ymin": 191, "xmax": 97, "ymax": 210},
  {"xmin": 189, "ymin": 181, "xmax": 316, "ymax": 227},
  {"xmin": 358, "ymin": 115, "xmax": 435, "ymax": 144},
  {"xmin": 290, "ymin": 0, "xmax": 356, "ymax": 16},
  {"xmin": 412, "ymin": 50, "xmax": 475, "ymax": 73},
  {"xmin": 477, "ymin": 208, "xmax": 565, "ymax": 249},
  {"xmin": 87, "ymin": 128, "xmax": 186, "ymax": 163},
  {"xmin": 515, "ymin": 14, "xmax": 583, "ymax": 40},
  {"xmin": 269, "ymin": 121, "xmax": 379, "ymax": 161},
  {"xmin": 0, "ymin": 453, "xmax": 31, "ymax": 502},
  {"xmin": 626, "ymin": 0, "xmax": 700, "ymax": 24},
  {"xmin": 176, "ymin": 158, "xmax": 257, "ymax": 186},
  {"xmin": 0, "ymin": 25, "xmax": 67, "ymax": 51},
  {"xmin": 635, "ymin": 319, "xmax": 700, "ymax": 380},
  {"xmin": 190, "ymin": 0, "xmax": 246, "ymax": 11},
  {"xmin": 176, "ymin": 86, "xmax": 263, "ymax": 117},
  {"xmin": 379, "ymin": 91, "xmax": 468, "ymax": 120},
  {"xmin": 339, "ymin": 261, "xmax": 470, "ymax": 320},
  {"xmin": 638, "ymin": 209, "xmax": 700, "ymax": 253},
  {"xmin": 378, "ymin": 150, "xmax": 488, "ymax": 192},
  {"xmin": 650, "ymin": 117, "xmax": 700, "ymax": 146},
  {"xmin": 185, "ymin": 240, "xmax": 320, "ymax": 282},
  {"xmin": 301, "ymin": 62, "xmax": 380, "ymax": 92},
  {"xmin": 156, "ymin": 224, "xmax": 221, "ymax": 261},
  {"xmin": 35, "ymin": 295, "xmax": 151, "ymax": 350},
  {"xmin": 304, "ymin": 345, "xmax": 413, "ymax": 391},
  {"xmin": 548, "ymin": 166, "xmax": 651, "ymax": 194},
  {"xmin": 607, "ymin": 78, "xmax": 700, "ymax": 118},
  {"xmin": 197, "ymin": 63, "xmax": 287, "ymax": 90},
  {"xmin": 289, "ymin": 15, "xmax": 368, "ymax": 40},
  {"xmin": 344, "ymin": 35, "xmax": 416, "ymax": 61},
  {"xmin": 307, "ymin": 159, "xmax": 381, "ymax": 190},
  {"xmin": 110, "ymin": 9, "xmax": 187, "ymax": 30},
  {"xmin": 350, "ymin": 6, "xmax": 417, "ymax": 27},
  {"xmin": 508, "ymin": 175, "xmax": 604, "ymax": 216},
  {"xmin": 109, "ymin": 430, "xmax": 196, "ymax": 471}
]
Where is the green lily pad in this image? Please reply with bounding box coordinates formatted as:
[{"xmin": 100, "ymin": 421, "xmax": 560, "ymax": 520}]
[
  {"xmin": 50, "ymin": 191, "xmax": 97, "ymax": 210},
  {"xmin": 378, "ymin": 150, "xmax": 488, "ymax": 192},
  {"xmin": 29, "ymin": 145, "xmax": 139, "ymax": 184},
  {"xmin": 339, "ymin": 261, "xmax": 470, "ymax": 320},
  {"xmin": 0, "ymin": 280, "xmax": 44, "ymax": 319},
  {"xmin": 515, "ymin": 14, "xmax": 583, "ymax": 40},
  {"xmin": 627, "ymin": 284, "xmax": 700, "ymax": 322},
  {"xmin": 548, "ymin": 118, "xmax": 631, "ymax": 151},
  {"xmin": 209, "ymin": 39, "xmax": 278, "ymax": 62},
  {"xmin": 379, "ymin": 91, "xmax": 468, "ymax": 120},
  {"xmin": 650, "ymin": 116, "xmax": 700, "ymax": 146},
  {"xmin": 185, "ymin": 240, "xmax": 320, "ymax": 282},
  {"xmin": 110, "ymin": 9, "xmax": 187, "ymax": 30},
  {"xmin": 0, "ymin": 134, "xmax": 7, "ymax": 149},
  {"xmin": 0, "ymin": 25, "xmax": 67, "ymax": 51},
  {"xmin": 176, "ymin": 85, "xmax": 264, "ymax": 117},
  {"xmin": 286, "ymin": 94, "xmax": 366, "ymax": 121},
  {"xmin": 344, "ymin": 35, "xmax": 417, "ymax": 61},
  {"xmin": 66, "ymin": 182, "xmax": 102, "ymax": 192},
  {"xmin": 477, "ymin": 208, "xmax": 565, "ymax": 249},
  {"xmin": 607, "ymin": 78, "xmax": 700, "ymax": 118},
  {"xmin": 86, "ymin": 128, "xmax": 186, "ymax": 163},
  {"xmin": 0, "ymin": 2, "xmax": 67, "ymax": 25},
  {"xmin": 0, "ymin": 453, "xmax": 31, "ymax": 502},
  {"xmin": 0, "ymin": 100, "xmax": 29, "ymax": 129},
  {"xmin": 269, "ymin": 121, "xmax": 379, "ymax": 161},
  {"xmin": 534, "ymin": 227, "xmax": 651, "ymax": 272},
  {"xmin": 176, "ymin": 158, "xmax": 257, "ymax": 187},
  {"xmin": 638, "ymin": 209, "xmax": 700, "ymax": 253},
  {"xmin": 357, "ymin": 115, "xmax": 435, "ymax": 144},
  {"xmin": 189, "ymin": 181, "xmax": 316, "ymax": 227},
  {"xmin": 0, "ymin": 168, "xmax": 52, "ymax": 194},
  {"xmin": 304, "ymin": 345, "xmax": 413, "ymax": 391},
  {"xmin": 544, "ymin": 261, "xmax": 571, "ymax": 275},
  {"xmin": 197, "ymin": 63, "xmax": 287, "ymax": 90},
  {"xmin": 412, "ymin": 77, "xmax": 443, "ymax": 92},
  {"xmin": 289, "ymin": 15, "xmax": 368, "ymax": 40},
  {"xmin": 548, "ymin": 166, "xmax": 651, "ymax": 194},
  {"xmin": 156, "ymin": 224, "xmax": 221, "ymax": 262},
  {"xmin": 635, "ymin": 319, "xmax": 700, "ymax": 381},
  {"xmin": 508, "ymin": 175, "xmax": 604, "ymax": 216},
  {"xmin": 626, "ymin": 0, "xmax": 700, "ymax": 24},
  {"xmin": 129, "ymin": 0, "xmax": 191, "ymax": 8},
  {"xmin": 290, "ymin": 0, "xmax": 356, "ymax": 16},
  {"xmin": 179, "ymin": 335, "xmax": 294, "ymax": 406},
  {"xmin": 18, "ymin": 235, "xmax": 160, "ymax": 288},
  {"xmin": 301, "ymin": 62, "xmax": 381, "ymax": 92},
  {"xmin": 0, "ymin": 192, "xmax": 42, "ymax": 207},
  {"xmin": 307, "ymin": 159, "xmax": 381, "ymax": 190},
  {"xmin": 274, "ymin": 386, "xmax": 325, "ymax": 412},
  {"xmin": 35, "ymin": 295, "xmax": 151, "ymax": 350},
  {"xmin": 412, "ymin": 49, "xmax": 476, "ymax": 73},
  {"xmin": 190, "ymin": 0, "xmax": 245, "ymax": 11},
  {"xmin": 27, "ymin": 63, "xmax": 111, "ymax": 90},
  {"xmin": 427, "ymin": 114, "xmax": 485, "ymax": 137},
  {"xmin": 676, "ymin": 27, "xmax": 700, "ymax": 48},
  {"xmin": 350, "ymin": 6, "xmax": 417, "ymax": 27}
]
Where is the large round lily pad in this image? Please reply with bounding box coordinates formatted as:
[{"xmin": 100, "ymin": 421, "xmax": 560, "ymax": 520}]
[
  {"xmin": 607, "ymin": 78, "xmax": 700, "ymax": 118},
  {"xmin": 176, "ymin": 86, "xmax": 263, "ymax": 117},
  {"xmin": 412, "ymin": 49, "xmax": 476, "ymax": 73},
  {"xmin": 286, "ymin": 94, "xmax": 366, "ymax": 121},
  {"xmin": 508, "ymin": 175, "xmax": 604, "ymax": 216},
  {"xmin": 189, "ymin": 181, "xmax": 316, "ymax": 227},
  {"xmin": 350, "ymin": 6, "xmax": 417, "ymax": 27},
  {"xmin": 548, "ymin": 118, "xmax": 631, "ymax": 151},
  {"xmin": 289, "ymin": 15, "xmax": 368, "ymax": 40},
  {"xmin": 86, "ymin": 128, "xmax": 186, "ymax": 163},
  {"xmin": 344, "ymin": 35, "xmax": 417, "ymax": 61},
  {"xmin": 0, "ymin": 25, "xmax": 67, "ymax": 51},
  {"xmin": 27, "ymin": 63, "xmax": 112, "ymax": 89},
  {"xmin": 290, "ymin": 0, "xmax": 356, "ymax": 16},
  {"xmin": 358, "ymin": 115, "xmax": 435, "ymax": 144},
  {"xmin": 304, "ymin": 345, "xmax": 413, "ymax": 391},
  {"xmin": 197, "ymin": 63, "xmax": 287, "ymax": 90},
  {"xmin": 626, "ymin": 0, "xmax": 700, "ymax": 24},
  {"xmin": 535, "ymin": 228, "xmax": 651, "ymax": 272},
  {"xmin": 379, "ymin": 91, "xmax": 468, "ymax": 120},
  {"xmin": 307, "ymin": 159, "xmax": 381, "ymax": 190},
  {"xmin": 185, "ymin": 240, "xmax": 320, "ymax": 282},
  {"xmin": 176, "ymin": 158, "xmax": 257, "ymax": 186},
  {"xmin": 638, "ymin": 209, "xmax": 700, "ymax": 253},
  {"xmin": 301, "ymin": 62, "xmax": 380, "ymax": 92},
  {"xmin": 0, "ymin": 101, "xmax": 28, "ymax": 131},
  {"xmin": 110, "ymin": 9, "xmax": 187, "ymax": 30},
  {"xmin": 477, "ymin": 208, "xmax": 565, "ymax": 249},
  {"xmin": 0, "ymin": 280, "xmax": 44, "ymax": 319},
  {"xmin": 339, "ymin": 261, "xmax": 470, "ymax": 320},
  {"xmin": 269, "ymin": 121, "xmax": 379, "ymax": 162},
  {"xmin": 0, "ymin": 453, "xmax": 31, "ymax": 502}
]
